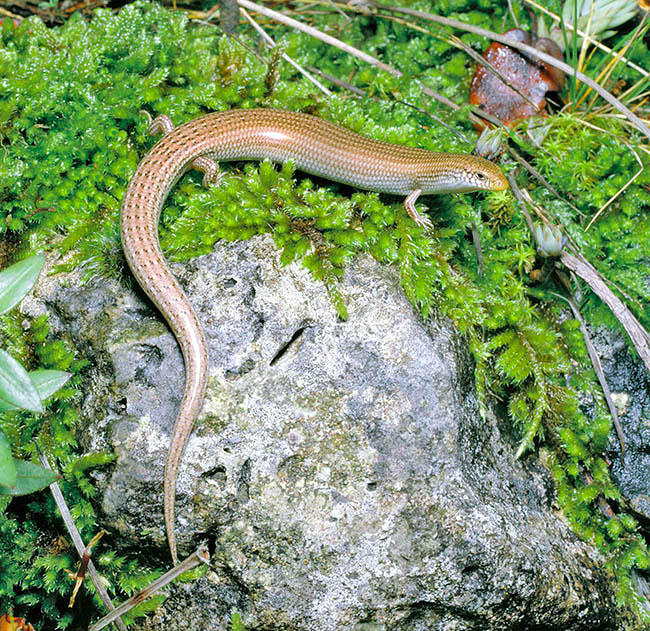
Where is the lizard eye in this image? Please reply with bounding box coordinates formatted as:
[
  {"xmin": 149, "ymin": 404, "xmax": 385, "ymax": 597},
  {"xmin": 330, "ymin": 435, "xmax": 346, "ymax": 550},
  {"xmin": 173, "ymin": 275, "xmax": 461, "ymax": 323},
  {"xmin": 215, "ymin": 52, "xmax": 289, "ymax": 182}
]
[{"xmin": 476, "ymin": 172, "xmax": 487, "ymax": 181}]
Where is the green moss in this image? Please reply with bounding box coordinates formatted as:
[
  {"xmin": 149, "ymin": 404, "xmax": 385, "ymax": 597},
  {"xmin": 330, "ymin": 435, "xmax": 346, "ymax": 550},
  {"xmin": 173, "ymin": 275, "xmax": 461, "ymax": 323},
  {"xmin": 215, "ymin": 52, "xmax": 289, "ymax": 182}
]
[
  {"xmin": 0, "ymin": 310, "xmax": 167, "ymax": 629},
  {"xmin": 1, "ymin": 0, "xmax": 649, "ymax": 627}
]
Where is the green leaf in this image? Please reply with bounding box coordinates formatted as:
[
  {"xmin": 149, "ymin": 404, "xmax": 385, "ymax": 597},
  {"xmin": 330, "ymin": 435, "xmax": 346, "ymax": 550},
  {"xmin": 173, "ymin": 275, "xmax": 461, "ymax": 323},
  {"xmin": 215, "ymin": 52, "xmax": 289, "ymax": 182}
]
[
  {"xmin": 0, "ymin": 254, "xmax": 45, "ymax": 315},
  {"xmin": 29, "ymin": 369, "xmax": 72, "ymax": 401},
  {"xmin": 0, "ymin": 349, "xmax": 44, "ymax": 413},
  {"xmin": 0, "ymin": 459, "xmax": 58, "ymax": 495},
  {"xmin": 0, "ymin": 429, "xmax": 17, "ymax": 489}
]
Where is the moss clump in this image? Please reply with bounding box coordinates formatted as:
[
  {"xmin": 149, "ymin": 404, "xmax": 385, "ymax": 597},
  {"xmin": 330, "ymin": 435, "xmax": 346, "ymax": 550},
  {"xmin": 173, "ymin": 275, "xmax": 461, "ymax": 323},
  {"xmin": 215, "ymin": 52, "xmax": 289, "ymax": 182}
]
[
  {"xmin": 0, "ymin": 313, "xmax": 167, "ymax": 629},
  {"xmin": 0, "ymin": 0, "xmax": 649, "ymax": 628}
]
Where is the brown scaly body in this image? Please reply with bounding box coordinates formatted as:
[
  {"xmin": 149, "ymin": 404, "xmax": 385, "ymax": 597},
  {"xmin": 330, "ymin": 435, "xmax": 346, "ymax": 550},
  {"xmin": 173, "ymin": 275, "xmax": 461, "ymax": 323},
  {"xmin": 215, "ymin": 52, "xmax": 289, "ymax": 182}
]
[{"xmin": 120, "ymin": 108, "xmax": 508, "ymax": 563}]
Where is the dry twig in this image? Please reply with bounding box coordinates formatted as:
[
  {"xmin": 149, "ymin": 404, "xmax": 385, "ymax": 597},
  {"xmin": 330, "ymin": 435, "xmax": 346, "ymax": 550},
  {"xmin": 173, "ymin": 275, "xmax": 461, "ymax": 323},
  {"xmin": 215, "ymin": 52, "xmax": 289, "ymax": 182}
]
[
  {"xmin": 38, "ymin": 452, "xmax": 127, "ymax": 631},
  {"xmin": 559, "ymin": 250, "xmax": 650, "ymax": 374},
  {"xmin": 551, "ymin": 290, "xmax": 626, "ymax": 453},
  {"xmin": 89, "ymin": 545, "xmax": 211, "ymax": 631}
]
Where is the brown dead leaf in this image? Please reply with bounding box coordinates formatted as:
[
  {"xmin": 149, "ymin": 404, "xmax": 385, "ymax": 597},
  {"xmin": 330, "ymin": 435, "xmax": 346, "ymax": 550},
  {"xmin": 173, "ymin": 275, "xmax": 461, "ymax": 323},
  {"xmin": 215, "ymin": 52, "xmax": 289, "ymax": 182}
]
[
  {"xmin": 0, "ymin": 614, "xmax": 36, "ymax": 631},
  {"xmin": 469, "ymin": 28, "xmax": 564, "ymax": 129}
]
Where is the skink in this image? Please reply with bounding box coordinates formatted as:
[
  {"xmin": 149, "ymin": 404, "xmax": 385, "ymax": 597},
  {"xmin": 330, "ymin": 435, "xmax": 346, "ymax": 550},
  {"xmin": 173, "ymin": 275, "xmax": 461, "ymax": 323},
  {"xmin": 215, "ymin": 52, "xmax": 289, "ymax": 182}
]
[{"xmin": 119, "ymin": 108, "xmax": 508, "ymax": 563}]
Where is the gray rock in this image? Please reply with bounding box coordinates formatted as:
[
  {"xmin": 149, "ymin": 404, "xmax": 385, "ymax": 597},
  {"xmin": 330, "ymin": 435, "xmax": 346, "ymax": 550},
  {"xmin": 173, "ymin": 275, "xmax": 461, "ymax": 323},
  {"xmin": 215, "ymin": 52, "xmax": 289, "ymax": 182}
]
[
  {"xmin": 590, "ymin": 327, "xmax": 650, "ymax": 521},
  {"xmin": 24, "ymin": 236, "xmax": 619, "ymax": 630}
]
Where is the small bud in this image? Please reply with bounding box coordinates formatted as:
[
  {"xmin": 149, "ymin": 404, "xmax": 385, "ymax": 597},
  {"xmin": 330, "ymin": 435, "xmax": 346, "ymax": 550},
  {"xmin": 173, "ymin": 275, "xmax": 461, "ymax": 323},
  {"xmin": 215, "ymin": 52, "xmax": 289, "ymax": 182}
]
[{"xmin": 533, "ymin": 223, "xmax": 567, "ymax": 257}]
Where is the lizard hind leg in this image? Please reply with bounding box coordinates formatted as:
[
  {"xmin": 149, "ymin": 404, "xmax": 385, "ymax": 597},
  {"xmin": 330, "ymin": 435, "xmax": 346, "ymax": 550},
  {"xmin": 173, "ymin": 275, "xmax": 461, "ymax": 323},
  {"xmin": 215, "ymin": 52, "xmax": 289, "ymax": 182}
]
[
  {"xmin": 191, "ymin": 156, "xmax": 222, "ymax": 188},
  {"xmin": 146, "ymin": 112, "xmax": 175, "ymax": 136},
  {"xmin": 144, "ymin": 112, "xmax": 221, "ymax": 187}
]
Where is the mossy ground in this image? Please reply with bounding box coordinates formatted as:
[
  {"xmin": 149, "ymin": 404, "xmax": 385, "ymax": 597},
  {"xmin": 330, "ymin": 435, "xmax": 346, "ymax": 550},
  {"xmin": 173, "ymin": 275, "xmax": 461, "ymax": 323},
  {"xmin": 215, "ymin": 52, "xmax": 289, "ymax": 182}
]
[{"xmin": 0, "ymin": 0, "xmax": 648, "ymax": 628}]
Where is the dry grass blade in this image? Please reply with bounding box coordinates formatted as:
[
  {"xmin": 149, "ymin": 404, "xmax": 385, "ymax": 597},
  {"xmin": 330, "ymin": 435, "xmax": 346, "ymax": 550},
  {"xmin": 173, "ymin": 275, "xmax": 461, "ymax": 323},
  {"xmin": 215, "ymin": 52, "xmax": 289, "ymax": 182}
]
[
  {"xmin": 586, "ymin": 157, "xmax": 643, "ymax": 230},
  {"xmin": 66, "ymin": 530, "xmax": 106, "ymax": 608},
  {"xmin": 237, "ymin": 0, "xmax": 502, "ymax": 130},
  {"xmin": 582, "ymin": 13, "xmax": 649, "ymax": 111},
  {"xmin": 508, "ymin": 146, "xmax": 583, "ymax": 216},
  {"xmin": 574, "ymin": 119, "xmax": 646, "ymax": 230},
  {"xmin": 576, "ymin": 2, "xmax": 596, "ymax": 79},
  {"xmin": 305, "ymin": 65, "xmax": 366, "ymax": 95},
  {"xmin": 0, "ymin": 7, "xmax": 21, "ymax": 20},
  {"xmin": 239, "ymin": 6, "xmax": 333, "ymax": 96},
  {"xmin": 304, "ymin": 63, "xmax": 471, "ymax": 142},
  {"xmin": 506, "ymin": 172, "xmax": 536, "ymax": 235}
]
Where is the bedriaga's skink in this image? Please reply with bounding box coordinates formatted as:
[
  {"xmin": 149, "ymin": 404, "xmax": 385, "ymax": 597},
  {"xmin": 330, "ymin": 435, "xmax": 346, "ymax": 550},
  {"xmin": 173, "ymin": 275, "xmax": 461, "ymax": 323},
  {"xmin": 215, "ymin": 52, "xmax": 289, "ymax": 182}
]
[{"xmin": 120, "ymin": 108, "xmax": 508, "ymax": 563}]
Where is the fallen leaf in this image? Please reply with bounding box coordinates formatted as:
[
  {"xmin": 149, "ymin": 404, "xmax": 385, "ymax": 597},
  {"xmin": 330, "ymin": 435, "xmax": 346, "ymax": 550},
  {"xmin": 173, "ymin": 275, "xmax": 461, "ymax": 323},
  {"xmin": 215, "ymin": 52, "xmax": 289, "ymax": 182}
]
[
  {"xmin": 0, "ymin": 613, "xmax": 36, "ymax": 631},
  {"xmin": 469, "ymin": 28, "xmax": 564, "ymax": 129}
]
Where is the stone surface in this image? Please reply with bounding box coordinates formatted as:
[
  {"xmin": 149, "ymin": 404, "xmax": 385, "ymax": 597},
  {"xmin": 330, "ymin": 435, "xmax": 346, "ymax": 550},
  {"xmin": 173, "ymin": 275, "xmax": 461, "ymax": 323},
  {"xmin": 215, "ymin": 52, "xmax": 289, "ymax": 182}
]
[
  {"xmin": 24, "ymin": 236, "xmax": 620, "ymax": 630},
  {"xmin": 591, "ymin": 327, "xmax": 650, "ymax": 522}
]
